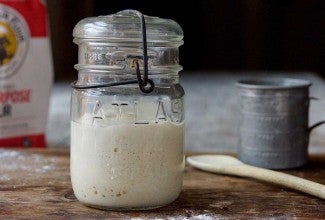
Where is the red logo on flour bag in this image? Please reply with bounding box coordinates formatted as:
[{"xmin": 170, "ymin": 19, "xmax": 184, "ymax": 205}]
[{"xmin": 0, "ymin": 0, "xmax": 53, "ymax": 147}]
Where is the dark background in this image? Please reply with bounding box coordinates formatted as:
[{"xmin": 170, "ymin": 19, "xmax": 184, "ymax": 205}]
[{"xmin": 46, "ymin": 0, "xmax": 325, "ymax": 81}]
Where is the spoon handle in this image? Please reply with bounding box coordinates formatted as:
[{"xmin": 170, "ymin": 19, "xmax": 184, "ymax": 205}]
[{"xmin": 227, "ymin": 164, "xmax": 325, "ymax": 199}]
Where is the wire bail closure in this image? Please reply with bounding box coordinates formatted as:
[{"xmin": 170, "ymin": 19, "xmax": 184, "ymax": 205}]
[{"xmin": 71, "ymin": 10, "xmax": 155, "ymax": 94}]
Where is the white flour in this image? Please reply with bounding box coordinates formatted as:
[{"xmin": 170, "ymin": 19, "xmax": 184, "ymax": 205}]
[{"xmin": 70, "ymin": 115, "xmax": 184, "ymax": 209}]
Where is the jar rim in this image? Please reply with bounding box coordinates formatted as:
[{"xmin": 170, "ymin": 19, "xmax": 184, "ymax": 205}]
[
  {"xmin": 73, "ymin": 9, "xmax": 184, "ymax": 42},
  {"xmin": 236, "ymin": 78, "xmax": 312, "ymax": 90}
]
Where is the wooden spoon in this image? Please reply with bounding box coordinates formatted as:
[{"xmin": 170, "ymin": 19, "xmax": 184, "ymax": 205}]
[{"xmin": 187, "ymin": 155, "xmax": 325, "ymax": 199}]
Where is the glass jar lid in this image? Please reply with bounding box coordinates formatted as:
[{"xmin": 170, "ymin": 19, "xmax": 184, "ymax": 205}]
[{"xmin": 73, "ymin": 9, "xmax": 183, "ymax": 44}]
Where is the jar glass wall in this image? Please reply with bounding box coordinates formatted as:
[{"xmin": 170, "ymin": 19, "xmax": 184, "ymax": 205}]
[{"xmin": 70, "ymin": 10, "xmax": 185, "ymax": 210}]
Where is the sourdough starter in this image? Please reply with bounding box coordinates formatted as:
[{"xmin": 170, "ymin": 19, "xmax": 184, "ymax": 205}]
[{"xmin": 70, "ymin": 116, "xmax": 184, "ymax": 209}]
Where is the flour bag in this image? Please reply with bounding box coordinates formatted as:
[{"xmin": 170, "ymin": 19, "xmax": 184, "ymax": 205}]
[{"xmin": 0, "ymin": 0, "xmax": 53, "ymax": 147}]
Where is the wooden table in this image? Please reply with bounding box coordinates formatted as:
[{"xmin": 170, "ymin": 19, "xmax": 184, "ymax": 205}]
[{"xmin": 1, "ymin": 149, "xmax": 324, "ymax": 219}]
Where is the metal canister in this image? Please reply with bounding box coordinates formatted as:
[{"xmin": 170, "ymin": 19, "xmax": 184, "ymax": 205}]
[{"xmin": 237, "ymin": 78, "xmax": 324, "ymax": 169}]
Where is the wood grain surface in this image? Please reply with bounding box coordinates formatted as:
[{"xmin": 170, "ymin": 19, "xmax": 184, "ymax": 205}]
[{"xmin": 0, "ymin": 149, "xmax": 324, "ymax": 219}]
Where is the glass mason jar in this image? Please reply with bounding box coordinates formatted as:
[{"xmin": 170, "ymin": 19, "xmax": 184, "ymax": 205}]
[{"xmin": 70, "ymin": 10, "xmax": 185, "ymax": 210}]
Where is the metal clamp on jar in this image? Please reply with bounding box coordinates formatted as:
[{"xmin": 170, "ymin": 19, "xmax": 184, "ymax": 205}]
[{"xmin": 70, "ymin": 10, "xmax": 185, "ymax": 210}]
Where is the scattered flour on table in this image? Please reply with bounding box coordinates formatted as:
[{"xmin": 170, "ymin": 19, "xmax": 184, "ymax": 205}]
[{"xmin": 131, "ymin": 214, "xmax": 218, "ymax": 220}]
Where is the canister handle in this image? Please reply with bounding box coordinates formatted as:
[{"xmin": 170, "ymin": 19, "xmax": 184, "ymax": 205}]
[
  {"xmin": 309, "ymin": 121, "xmax": 325, "ymax": 133},
  {"xmin": 309, "ymin": 97, "xmax": 325, "ymax": 133}
]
